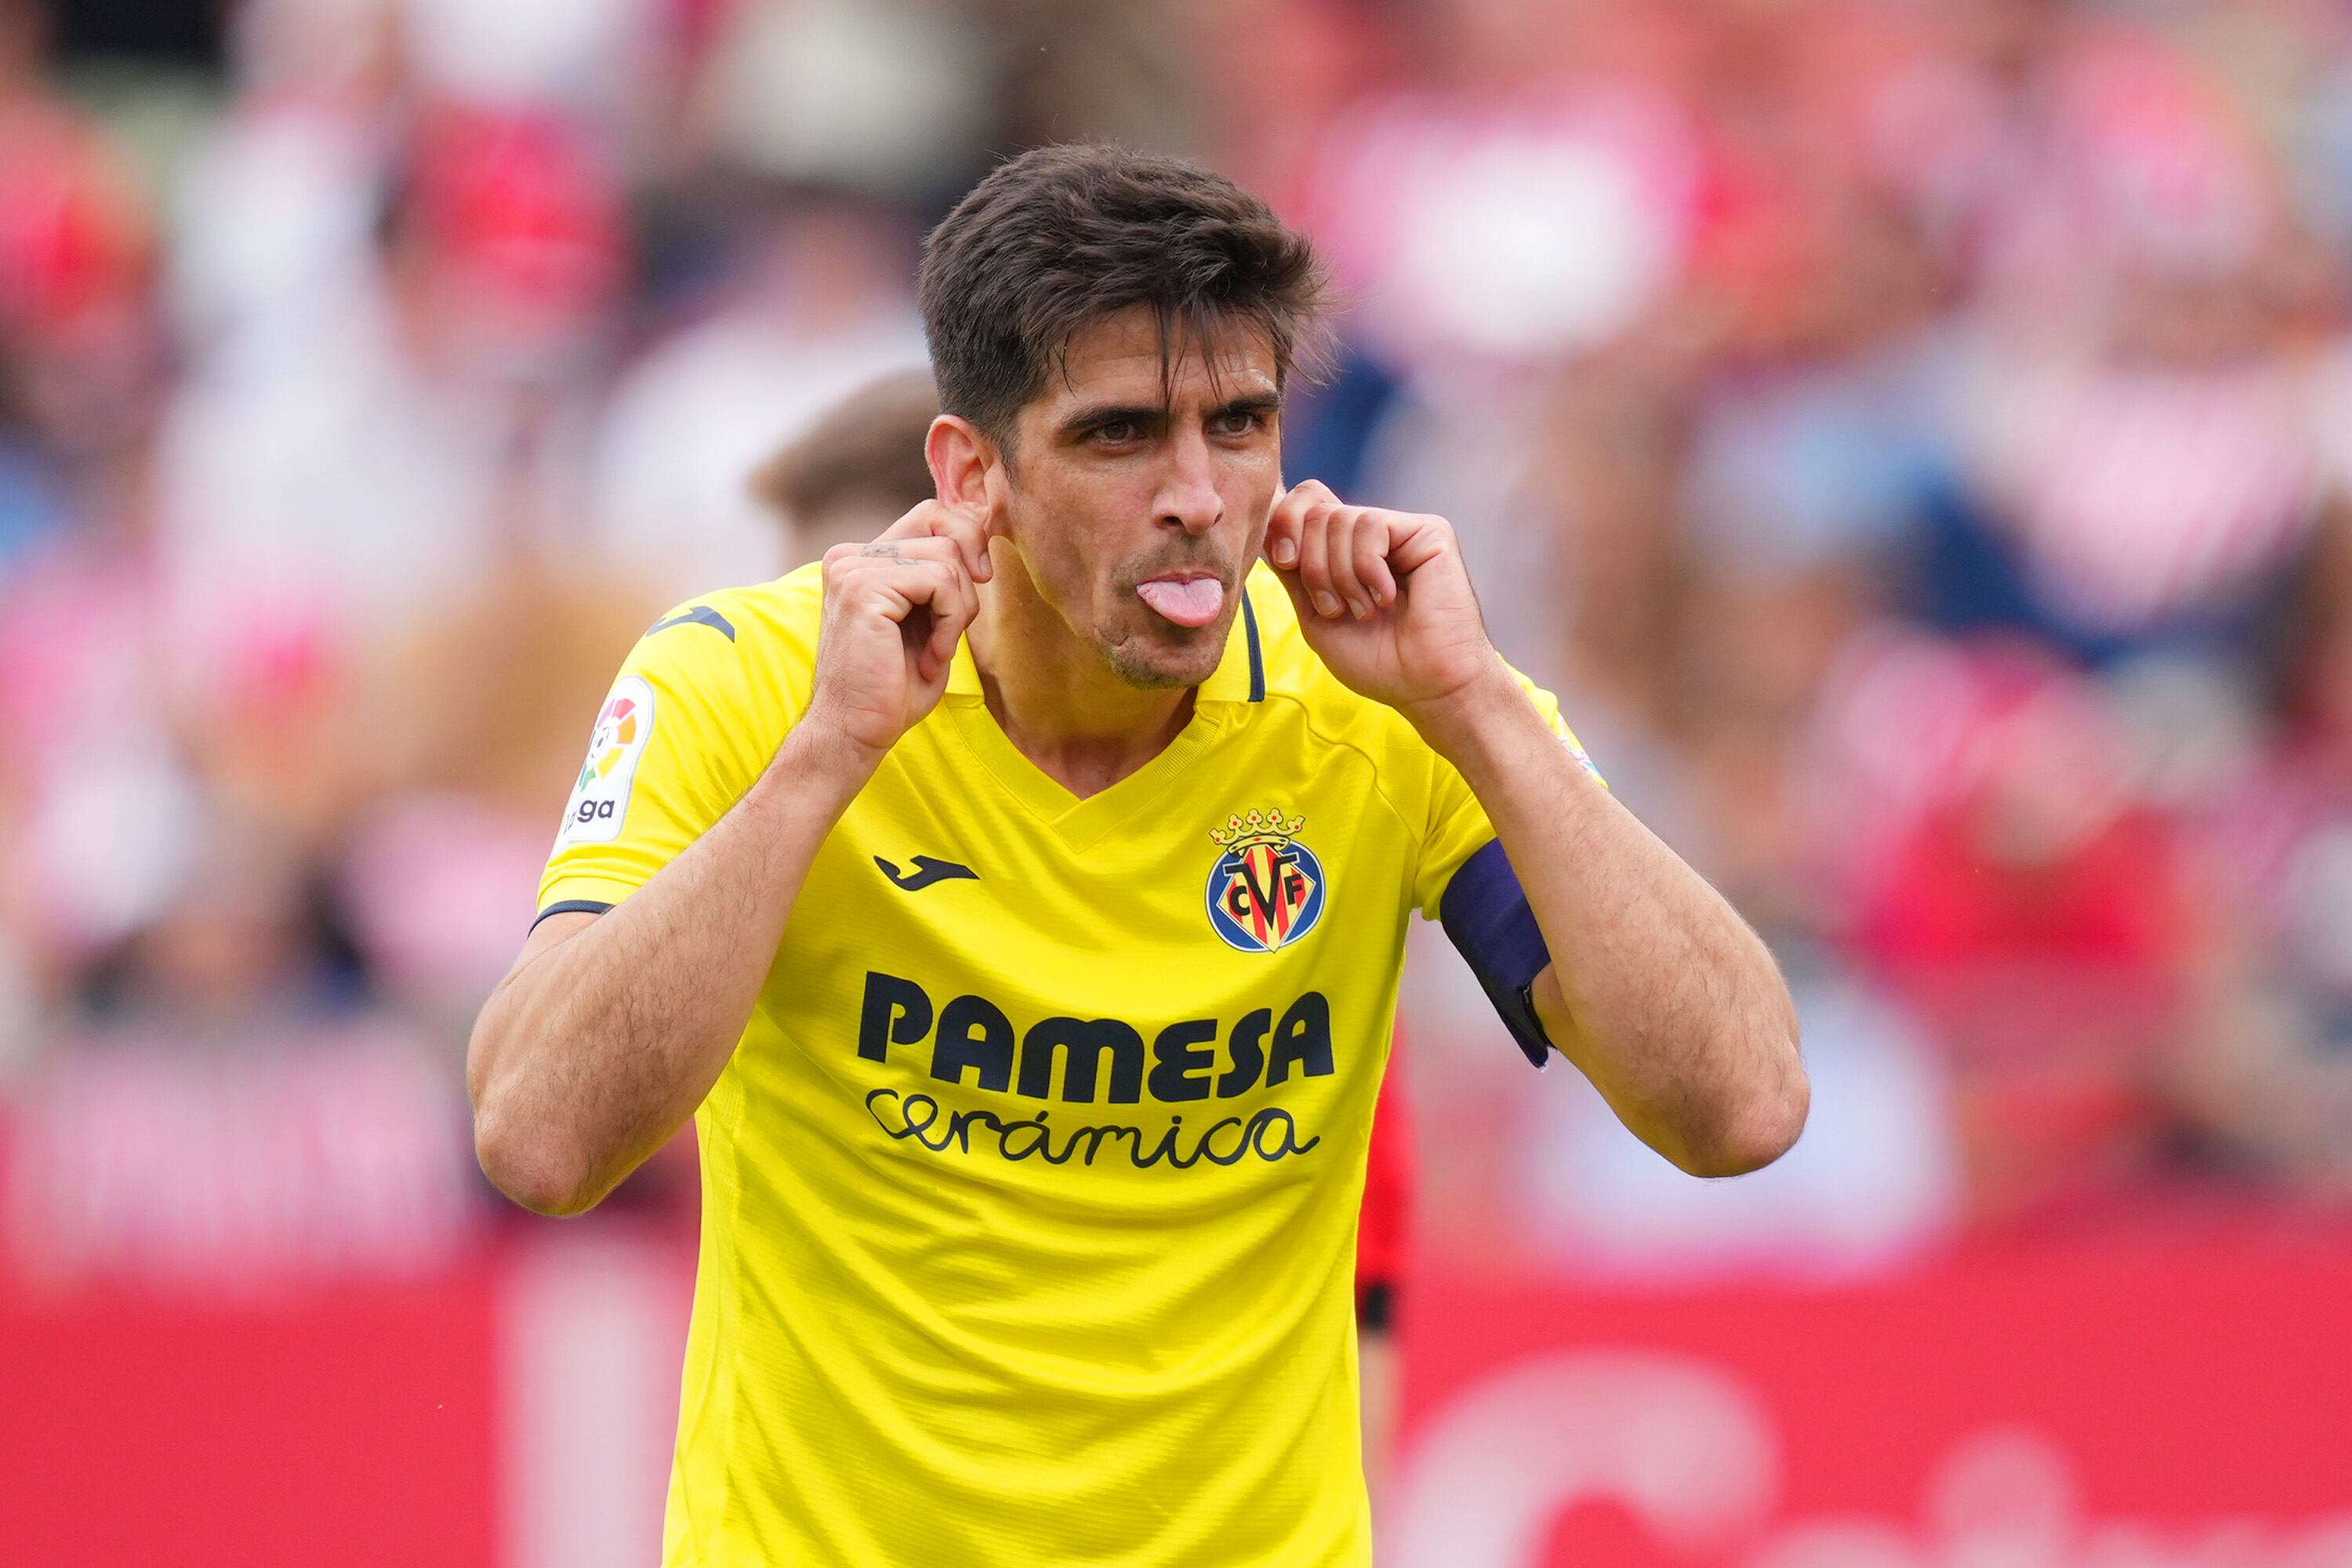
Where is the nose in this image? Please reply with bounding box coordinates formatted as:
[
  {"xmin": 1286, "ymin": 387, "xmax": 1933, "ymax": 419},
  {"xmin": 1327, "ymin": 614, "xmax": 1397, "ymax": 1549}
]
[{"xmin": 1154, "ymin": 427, "xmax": 1225, "ymax": 538}]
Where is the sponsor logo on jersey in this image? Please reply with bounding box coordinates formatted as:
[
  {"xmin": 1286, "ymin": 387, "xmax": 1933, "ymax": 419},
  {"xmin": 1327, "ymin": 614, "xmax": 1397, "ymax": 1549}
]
[
  {"xmin": 857, "ymin": 971, "xmax": 1334, "ymax": 1105},
  {"xmin": 557, "ymin": 675, "xmax": 654, "ymax": 844},
  {"xmin": 1205, "ymin": 807, "xmax": 1326, "ymax": 953},
  {"xmin": 853, "ymin": 971, "xmax": 1335, "ymax": 1171}
]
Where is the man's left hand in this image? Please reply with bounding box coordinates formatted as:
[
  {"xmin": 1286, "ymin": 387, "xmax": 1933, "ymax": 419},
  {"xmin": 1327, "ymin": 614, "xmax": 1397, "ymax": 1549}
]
[{"xmin": 1262, "ymin": 480, "xmax": 1504, "ymax": 724}]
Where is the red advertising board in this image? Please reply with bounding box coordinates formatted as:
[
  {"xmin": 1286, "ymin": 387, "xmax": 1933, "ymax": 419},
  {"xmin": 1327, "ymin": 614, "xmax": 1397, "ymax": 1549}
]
[
  {"xmin": 6, "ymin": 1225, "xmax": 2347, "ymax": 1567},
  {"xmin": 0, "ymin": 1273, "xmax": 501, "ymax": 1567},
  {"xmin": 1391, "ymin": 1232, "xmax": 2352, "ymax": 1568}
]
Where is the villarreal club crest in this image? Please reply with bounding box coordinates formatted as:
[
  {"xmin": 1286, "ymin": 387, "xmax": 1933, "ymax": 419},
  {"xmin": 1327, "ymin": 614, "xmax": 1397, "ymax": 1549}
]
[{"xmin": 1206, "ymin": 807, "xmax": 1327, "ymax": 953}]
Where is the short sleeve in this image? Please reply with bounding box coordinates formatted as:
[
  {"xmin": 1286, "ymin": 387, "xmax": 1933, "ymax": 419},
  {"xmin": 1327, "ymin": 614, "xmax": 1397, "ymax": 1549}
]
[
  {"xmin": 535, "ymin": 601, "xmax": 786, "ymax": 922},
  {"xmin": 1410, "ymin": 662, "xmax": 1603, "ymax": 919}
]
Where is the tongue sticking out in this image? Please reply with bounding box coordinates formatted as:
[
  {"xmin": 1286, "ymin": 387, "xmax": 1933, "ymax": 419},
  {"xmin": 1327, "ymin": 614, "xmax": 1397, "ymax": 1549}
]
[{"xmin": 1136, "ymin": 576, "xmax": 1225, "ymax": 628}]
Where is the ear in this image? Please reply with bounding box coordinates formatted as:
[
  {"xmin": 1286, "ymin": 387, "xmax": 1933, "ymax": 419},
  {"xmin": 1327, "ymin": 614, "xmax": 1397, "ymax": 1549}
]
[{"xmin": 927, "ymin": 415, "xmax": 1009, "ymax": 538}]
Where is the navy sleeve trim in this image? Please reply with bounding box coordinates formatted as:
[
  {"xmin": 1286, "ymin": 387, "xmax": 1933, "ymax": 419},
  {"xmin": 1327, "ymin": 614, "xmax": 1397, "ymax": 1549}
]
[
  {"xmin": 531, "ymin": 898, "xmax": 615, "ymax": 932},
  {"xmin": 1437, "ymin": 838, "xmax": 1554, "ymax": 1069},
  {"xmin": 1241, "ymin": 592, "xmax": 1265, "ymax": 702},
  {"xmin": 1356, "ymin": 1279, "xmax": 1397, "ymax": 1333}
]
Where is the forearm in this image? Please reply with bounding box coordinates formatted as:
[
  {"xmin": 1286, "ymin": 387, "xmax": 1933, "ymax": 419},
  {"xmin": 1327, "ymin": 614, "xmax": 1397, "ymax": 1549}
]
[
  {"xmin": 1410, "ymin": 673, "xmax": 1806, "ymax": 1175},
  {"xmin": 468, "ymin": 725, "xmax": 873, "ymax": 1213}
]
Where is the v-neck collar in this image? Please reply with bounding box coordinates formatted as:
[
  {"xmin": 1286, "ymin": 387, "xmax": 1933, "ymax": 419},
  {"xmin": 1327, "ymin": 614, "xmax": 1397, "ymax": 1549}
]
[{"xmin": 936, "ymin": 586, "xmax": 1267, "ymax": 851}]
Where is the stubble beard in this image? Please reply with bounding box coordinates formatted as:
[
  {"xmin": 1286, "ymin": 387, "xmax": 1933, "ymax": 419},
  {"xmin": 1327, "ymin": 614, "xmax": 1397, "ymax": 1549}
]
[{"xmin": 1094, "ymin": 584, "xmax": 1233, "ymax": 689}]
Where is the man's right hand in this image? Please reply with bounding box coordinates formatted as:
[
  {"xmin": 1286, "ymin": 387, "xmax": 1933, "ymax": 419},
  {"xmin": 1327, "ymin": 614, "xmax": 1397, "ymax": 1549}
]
[{"xmin": 803, "ymin": 500, "xmax": 992, "ymax": 764}]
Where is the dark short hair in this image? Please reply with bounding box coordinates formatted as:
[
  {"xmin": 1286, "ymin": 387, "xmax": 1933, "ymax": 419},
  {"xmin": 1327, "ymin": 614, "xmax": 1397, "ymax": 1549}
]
[
  {"xmin": 918, "ymin": 143, "xmax": 1332, "ymax": 444},
  {"xmin": 752, "ymin": 370, "xmax": 940, "ymax": 525}
]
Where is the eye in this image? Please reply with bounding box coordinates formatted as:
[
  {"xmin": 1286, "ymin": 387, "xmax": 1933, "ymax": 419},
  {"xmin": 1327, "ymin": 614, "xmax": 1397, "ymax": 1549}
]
[
  {"xmin": 1213, "ymin": 410, "xmax": 1263, "ymax": 437},
  {"xmin": 1091, "ymin": 419, "xmax": 1139, "ymax": 445}
]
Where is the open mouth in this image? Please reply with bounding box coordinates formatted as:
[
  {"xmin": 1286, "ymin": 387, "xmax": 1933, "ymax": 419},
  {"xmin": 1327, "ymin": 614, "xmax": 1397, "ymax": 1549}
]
[{"xmin": 1134, "ymin": 572, "xmax": 1226, "ymax": 629}]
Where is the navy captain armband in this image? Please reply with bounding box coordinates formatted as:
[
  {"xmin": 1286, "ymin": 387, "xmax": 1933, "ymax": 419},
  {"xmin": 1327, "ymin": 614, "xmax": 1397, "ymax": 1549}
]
[{"xmin": 1437, "ymin": 838, "xmax": 1555, "ymax": 1069}]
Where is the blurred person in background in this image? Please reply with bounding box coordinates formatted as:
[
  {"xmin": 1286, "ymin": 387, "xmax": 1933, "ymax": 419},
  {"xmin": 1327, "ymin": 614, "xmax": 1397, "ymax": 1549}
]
[
  {"xmin": 589, "ymin": 183, "xmax": 927, "ymax": 602},
  {"xmin": 159, "ymin": 62, "xmax": 649, "ymax": 1044},
  {"xmin": 1827, "ymin": 637, "xmax": 2205, "ymax": 1221},
  {"xmin": 152, "ymin": 13, "xmax": 641, "ymax": 981},
  {"xmin": 0, "ymin": 0, "xmax": 188, "ymax": 1037},
  {"xmin": 750, "ymin": 367, "xmax": 942, "ymax": 572},
  {"xmin": 2164, "ymin": 495, "xmax": 2352, "ymax": 1198}
]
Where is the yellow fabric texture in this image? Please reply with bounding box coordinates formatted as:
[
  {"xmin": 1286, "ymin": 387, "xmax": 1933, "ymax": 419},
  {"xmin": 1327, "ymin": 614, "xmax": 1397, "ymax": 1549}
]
[{"xmin": 539, "ymin": 561, "xmax": 1582, "ymax": 1567}]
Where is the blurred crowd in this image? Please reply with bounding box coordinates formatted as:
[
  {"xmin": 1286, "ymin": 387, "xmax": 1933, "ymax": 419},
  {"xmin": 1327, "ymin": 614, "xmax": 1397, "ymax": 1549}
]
[{"xmin": 2, "ymin": 0, "xmax": 2351, "ymax": 1285}]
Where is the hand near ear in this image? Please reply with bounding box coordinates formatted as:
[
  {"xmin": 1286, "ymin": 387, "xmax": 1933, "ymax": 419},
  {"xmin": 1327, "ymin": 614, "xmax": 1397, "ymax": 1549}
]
[
  {"xmin": 1261, "ymin": 479, "xmax": 1502, "ymax": 726},
  {"xmin": 806, "ymin": 500, "xmax": 986, "ymax": 764}
]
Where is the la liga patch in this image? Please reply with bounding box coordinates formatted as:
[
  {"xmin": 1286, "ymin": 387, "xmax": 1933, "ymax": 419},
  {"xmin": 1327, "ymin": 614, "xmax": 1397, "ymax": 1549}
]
[{"xmin": 558, "ymin": 675, "xmax": 655, "ymax": 844}]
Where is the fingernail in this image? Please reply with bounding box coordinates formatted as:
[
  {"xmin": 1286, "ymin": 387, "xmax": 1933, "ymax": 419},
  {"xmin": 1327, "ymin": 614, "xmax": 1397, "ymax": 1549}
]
[
  {"xmin": 1274, "ymin": 539, "xmax": 1298, "ymax": 566},
  {"xmin": 1348, "ymin": 598, "xmax": 1370, "ymax": 619},
  {"xmin": 1313, "ymin": 590, "xmax": 1341, "ymax": 617}
]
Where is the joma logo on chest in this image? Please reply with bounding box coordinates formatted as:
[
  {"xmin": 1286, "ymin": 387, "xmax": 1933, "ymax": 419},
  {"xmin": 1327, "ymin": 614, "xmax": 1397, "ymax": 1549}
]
[{"xmin": 855, "ymin": 971, "xmax": 1334, "ymax": 1106}]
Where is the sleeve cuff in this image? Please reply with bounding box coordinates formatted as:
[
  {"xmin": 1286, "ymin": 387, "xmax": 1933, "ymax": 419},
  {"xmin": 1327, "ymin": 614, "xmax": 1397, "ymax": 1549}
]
[{"xmin": 531, "ymin": 898, "xmax": 615, "ymax": 931}]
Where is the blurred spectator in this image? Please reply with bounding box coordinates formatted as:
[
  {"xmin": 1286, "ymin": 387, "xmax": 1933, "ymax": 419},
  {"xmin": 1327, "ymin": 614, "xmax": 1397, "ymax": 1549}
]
[
  {"xmin": 1831, "ymin": 641, "xmax": 2202, "ymax": 1218},
  {"xmin": 588, "ymin": 186, "xmax": 925, "ymax": 601},
  {"xmin": 750, "ymin": 366, "xmax": 938, "ymax": 569},
  {"xmin": 692, "ymin": 0, "xmax": 993, "ymax": 201}
]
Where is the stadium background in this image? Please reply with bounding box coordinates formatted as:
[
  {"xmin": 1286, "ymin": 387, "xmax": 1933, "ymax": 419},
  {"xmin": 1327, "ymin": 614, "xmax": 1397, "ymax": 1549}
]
[{"xmin": 2, "ymin": 0, "xmax": 2350, "ymax": 1562}]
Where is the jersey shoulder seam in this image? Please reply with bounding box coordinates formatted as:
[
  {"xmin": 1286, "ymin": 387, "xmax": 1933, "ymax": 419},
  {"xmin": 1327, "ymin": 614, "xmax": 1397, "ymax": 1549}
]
[
  {"xmin": 1256, "ymin": 687, "xmax": 1424, "ymax": 839},
  {"xmin": 682, "ymin": 567, "xmax": 824, "ymax": 644}
]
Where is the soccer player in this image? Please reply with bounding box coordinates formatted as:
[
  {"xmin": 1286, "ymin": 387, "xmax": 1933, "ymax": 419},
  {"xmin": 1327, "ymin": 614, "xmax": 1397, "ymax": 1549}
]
[
  {"xmin": 468, "ymin": 144, "xmax": 1807, "ymax": 1567},
  {"xmin": 753, "ymin": 367, "xmax": 1421, "ymax": 1500}
]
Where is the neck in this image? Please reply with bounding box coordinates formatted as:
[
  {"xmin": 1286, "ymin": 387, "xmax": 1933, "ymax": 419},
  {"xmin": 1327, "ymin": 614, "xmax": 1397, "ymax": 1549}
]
[{"xmin": 965, "ymin": 551, "xmax": 1198, "ymax": 800}]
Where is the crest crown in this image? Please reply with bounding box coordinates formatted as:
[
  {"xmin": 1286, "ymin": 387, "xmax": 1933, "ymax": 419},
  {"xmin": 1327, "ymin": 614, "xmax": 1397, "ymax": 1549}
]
[{"xmin": 1209, "ymin": 806, "xmax": 1306, "ymax": 849}]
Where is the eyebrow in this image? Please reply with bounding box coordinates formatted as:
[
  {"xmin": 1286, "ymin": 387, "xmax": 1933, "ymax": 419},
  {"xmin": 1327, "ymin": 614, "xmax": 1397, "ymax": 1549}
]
[
  {"xmin": 1055, "ymin": 389, "xmax": 1283, "ymax": 440},
  {"xmin": 1214, "ymin": 390, "xmax": 1284, "ymax": 420}
]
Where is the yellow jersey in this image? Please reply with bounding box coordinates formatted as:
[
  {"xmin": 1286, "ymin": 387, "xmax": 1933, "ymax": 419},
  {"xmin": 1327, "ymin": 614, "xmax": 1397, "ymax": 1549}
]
[{"xmin": 538, "ymin": 561, "xmax": 1586, "ymax": 1567}]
